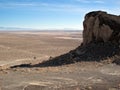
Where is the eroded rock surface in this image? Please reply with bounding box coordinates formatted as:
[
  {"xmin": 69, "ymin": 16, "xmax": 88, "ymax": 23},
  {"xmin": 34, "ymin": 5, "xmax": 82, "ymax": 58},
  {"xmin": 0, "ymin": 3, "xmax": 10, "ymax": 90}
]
[{"xmin": 83, "ymin": 11, "xmax": 120, "ymax": 45}]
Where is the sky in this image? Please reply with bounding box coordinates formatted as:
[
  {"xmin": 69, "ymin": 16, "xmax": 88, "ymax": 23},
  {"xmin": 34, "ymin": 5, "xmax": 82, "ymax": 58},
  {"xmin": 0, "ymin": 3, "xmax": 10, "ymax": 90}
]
[{"xmin": 0, "ymin": 0, "xmax": 120, "ymax": 30}]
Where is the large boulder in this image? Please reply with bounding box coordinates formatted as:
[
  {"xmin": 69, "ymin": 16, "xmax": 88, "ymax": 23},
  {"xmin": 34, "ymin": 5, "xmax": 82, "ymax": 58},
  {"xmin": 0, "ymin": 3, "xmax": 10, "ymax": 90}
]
[{"xmin": 83, "ymin": 11, "xmax": 120, "ymax": 45}]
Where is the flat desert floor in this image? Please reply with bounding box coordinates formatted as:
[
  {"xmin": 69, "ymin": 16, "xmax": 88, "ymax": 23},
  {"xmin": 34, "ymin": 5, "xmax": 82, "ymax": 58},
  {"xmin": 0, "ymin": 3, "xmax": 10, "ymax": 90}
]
[
  {"xmin": 0, "ymin": 31, "xmax": 81, "ymax": 67},
  {"xmin": 0, "ymin": 31, "xmax": 120, "ymax": 90}
]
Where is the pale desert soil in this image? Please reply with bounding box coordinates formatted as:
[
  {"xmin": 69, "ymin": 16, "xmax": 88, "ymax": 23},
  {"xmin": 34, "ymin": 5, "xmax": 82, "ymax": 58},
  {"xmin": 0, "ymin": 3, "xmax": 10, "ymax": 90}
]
[
  {"xmin": 0, "ymin": 31, "xmax": 120, "ymax": 90},
  {"xmin": 0, "ymin": 62, "xmax": 120, "ymax": 90},
  {"xmin": 0, "ymin": 31, "xmax": 81, "ymax": 68}
]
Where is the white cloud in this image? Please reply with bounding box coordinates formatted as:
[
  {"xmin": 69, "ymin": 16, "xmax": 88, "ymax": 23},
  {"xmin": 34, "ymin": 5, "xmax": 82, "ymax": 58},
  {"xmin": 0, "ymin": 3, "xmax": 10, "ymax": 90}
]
[
  {"xmin": 0, "ymin": 2, "xmax": 87, "ymax": 13},
  {"xmin": 75, "ymin": 0, "xmax": 105, "ymax": 4},
  {"xmin": 94, "ymin": 0, "xmax": 105, "ymax": 4},
  {"xmin": 0, "ymin": 1, "xmax": 119, "ymax": 15},
  {"xmin": 0, "ymin": 2, "xmax": 35, "ymax": 8},
  {"xmin": 76, "ymin": 0, "xmax": 90, "ymax": 3}
]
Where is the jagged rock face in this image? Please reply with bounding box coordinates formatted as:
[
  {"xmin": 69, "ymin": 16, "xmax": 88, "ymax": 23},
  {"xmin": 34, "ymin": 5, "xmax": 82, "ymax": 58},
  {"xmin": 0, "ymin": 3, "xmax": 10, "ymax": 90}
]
[{"xmin": 83, "ymin": 11, "xmax": 120, "ymax": 45}]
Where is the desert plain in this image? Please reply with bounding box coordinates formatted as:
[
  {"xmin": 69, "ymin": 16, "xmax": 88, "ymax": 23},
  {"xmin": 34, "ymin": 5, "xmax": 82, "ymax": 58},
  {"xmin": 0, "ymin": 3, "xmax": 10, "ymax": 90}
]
[{"xmin": 0, "ymin": 31, "xmax": 120, "ymax": 90}]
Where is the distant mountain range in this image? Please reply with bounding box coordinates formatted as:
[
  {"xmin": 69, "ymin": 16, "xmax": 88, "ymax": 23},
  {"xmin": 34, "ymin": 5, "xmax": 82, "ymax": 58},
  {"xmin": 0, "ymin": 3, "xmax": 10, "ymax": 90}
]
[
  {"xmin": 0, "ymin": 27, "xmax": 31, "ymax": 31},
  {"xmin": 0, "ymin": 27, "xmax": 82, "ymax": 31}
]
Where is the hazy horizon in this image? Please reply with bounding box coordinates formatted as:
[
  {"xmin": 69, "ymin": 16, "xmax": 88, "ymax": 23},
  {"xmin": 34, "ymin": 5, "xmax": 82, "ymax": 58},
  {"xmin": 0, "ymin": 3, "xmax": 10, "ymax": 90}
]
[
  {"xmin": 0, "ymin": 26, "xmax": 82, "ymax": 31},
  {"xmin": 0, "ymin": 0, "xmax": 120, "ymax": 30}
]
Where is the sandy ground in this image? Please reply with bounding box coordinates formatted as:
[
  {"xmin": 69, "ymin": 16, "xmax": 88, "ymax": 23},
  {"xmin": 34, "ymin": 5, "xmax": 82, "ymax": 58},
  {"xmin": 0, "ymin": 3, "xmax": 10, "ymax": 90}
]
[
  {"xmin": 0, "ymin": 31, "xmax": 81, "ymax": 68},
  {"xmin": 0, "ymin": 62, "xmax": 120, "ymax": 90},
  {"xmin": 0, "ymin": 31, "xmax": 120, "ymax": 90}
]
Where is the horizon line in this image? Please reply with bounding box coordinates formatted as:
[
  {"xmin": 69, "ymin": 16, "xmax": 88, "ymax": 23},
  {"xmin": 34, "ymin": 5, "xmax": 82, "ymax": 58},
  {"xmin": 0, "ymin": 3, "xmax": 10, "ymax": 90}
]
[{"xmin": 0, "ymin": 26, "xmax": 83, "ymax": 31}]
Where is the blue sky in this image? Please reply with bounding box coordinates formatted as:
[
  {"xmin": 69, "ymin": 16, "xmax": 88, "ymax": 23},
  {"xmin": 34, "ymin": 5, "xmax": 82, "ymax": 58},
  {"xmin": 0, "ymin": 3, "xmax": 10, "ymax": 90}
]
[{"xmin": 0, "ymin": 0, "xmax": 120, "ymax": 30}]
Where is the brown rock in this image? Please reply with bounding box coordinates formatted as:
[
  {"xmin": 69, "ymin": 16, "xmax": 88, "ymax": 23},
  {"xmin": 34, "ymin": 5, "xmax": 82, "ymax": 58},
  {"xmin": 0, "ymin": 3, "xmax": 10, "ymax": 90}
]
[{"xmin": 83, "ymin": 11, "xmax": 120, "ymax": 45}]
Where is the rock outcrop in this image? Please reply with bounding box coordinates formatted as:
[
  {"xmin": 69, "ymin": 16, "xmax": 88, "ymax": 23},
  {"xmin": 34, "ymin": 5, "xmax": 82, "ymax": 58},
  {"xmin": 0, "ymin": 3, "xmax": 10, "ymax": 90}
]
[
  {"xmin": 83, "ymin": 11, "xmax": 120, "ymax": 45},
  {"xmin": 10, "ymin": 11, "xmax": 120, "ymax": 68}
]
